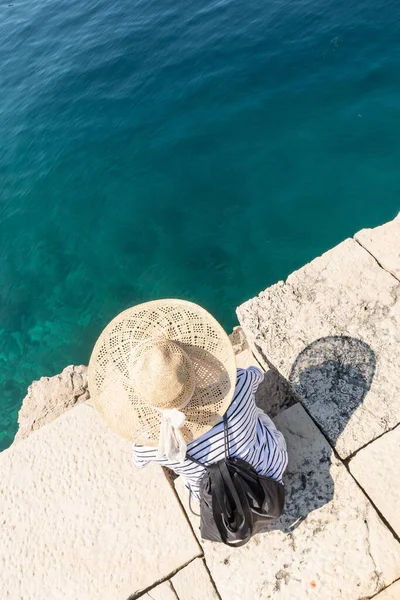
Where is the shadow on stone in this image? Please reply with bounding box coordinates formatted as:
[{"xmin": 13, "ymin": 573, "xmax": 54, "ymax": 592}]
[
  {"xmin": 255, "ymin": 368, "xmax": 298, "ymax": 418},
  {"xmin": 271, "ymin": 336, "xmax": 376, "ymax": 533},
  {"xmin": 289, "ymin": 336, "xmax": 376, "ymax": 449}
]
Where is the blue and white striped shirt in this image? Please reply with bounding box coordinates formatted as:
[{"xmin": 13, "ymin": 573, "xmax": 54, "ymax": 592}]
[{"xmin": 132, "ymin": 366, "xmax": 288, "ymax": 499}]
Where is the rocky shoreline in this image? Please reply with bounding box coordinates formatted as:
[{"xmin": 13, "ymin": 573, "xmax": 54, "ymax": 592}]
[{"xmin": 14, "ymin": 364, "xmax": 89, "ymax": 444}]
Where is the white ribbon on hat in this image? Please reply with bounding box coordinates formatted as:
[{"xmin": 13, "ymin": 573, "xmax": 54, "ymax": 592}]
[
  {"xmin": 157, "ymin": 408, "xmax": 187, "ymax": 463},
  {"xmin": 156, "ymin": 376, "xmax": 196, "ymax": 464}
]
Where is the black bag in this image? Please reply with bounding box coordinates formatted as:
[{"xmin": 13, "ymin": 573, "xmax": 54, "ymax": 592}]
[{"xmin": 187, "ymin": 414, "xmax": 285, "ymax": 547}]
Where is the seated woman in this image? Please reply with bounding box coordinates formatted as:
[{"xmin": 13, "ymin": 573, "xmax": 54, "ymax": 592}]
[{"xmin": 88, "ymin": 299, "xmax": 288, "ymax": 501}]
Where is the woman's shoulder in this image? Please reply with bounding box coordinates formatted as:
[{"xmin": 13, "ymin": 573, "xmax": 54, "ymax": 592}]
[
  {"xmin": 226, "ymin": 365, "xmax": 264, "ymax": 416},
  {"xmin": 235, "ymin": 365, "xmax": 264, "ymax": 390}
]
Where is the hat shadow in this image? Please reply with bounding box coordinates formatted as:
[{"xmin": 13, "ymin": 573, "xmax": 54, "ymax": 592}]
[
  {"xmin": 263, "ymin": 335, "xmax": 376, "ymax": 533},
  {"xmin": 289, "ymin": 335, "xmax": 376, "ymax": 448}
]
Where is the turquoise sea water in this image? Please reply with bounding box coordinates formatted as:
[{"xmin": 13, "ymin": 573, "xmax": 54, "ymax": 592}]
[{"xmin": 1, "ymin": 0, "xmax": 399, "ymax": 449}]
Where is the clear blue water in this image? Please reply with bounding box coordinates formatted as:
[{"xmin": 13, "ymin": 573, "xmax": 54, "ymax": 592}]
[{"xmin": 1, "ymin": 0, "xmax": 399, "ymax": 449}]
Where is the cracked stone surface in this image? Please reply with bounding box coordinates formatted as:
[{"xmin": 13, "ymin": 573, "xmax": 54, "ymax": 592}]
[
  {"xmin": 349, "ymin": 425, "xmax": 400, "ymax": 537},
  {"xmin": 171, "ymin": 559, "xmax": 219, "ymax": 600},
  {"xmin": 355, "ymin": 217, "xmax": 400, "ymax": 281},
  {"xmin": 237, "ymin": 235, "xmax": 400, "ymax": 458},
  {"xmin": 372, "ymin": 580, "xmax": 400, "ymax": 599},
  {"xmin": 0, "ymin": 404, "xmax": 200, "ymax": 600},
  {"xmin": 14, "ymin": 365, "xmax": 89, "ymax": 443},
  {"xmin": 176, "ymin": 404, "xmax": 400, "ymax": 600},
  {"xmin": 138, "ymin": 581, "xmax": 178, "ymax": 600}
]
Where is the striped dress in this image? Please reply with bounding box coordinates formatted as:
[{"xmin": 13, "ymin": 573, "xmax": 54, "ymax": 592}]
[{"xmin": 132, "ymin": 366, "xmax": 288, "ymax": 499}]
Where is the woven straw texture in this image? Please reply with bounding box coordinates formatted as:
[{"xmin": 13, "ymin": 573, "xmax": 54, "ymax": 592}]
[
  {"xmin": 88, "ymin": 299, "xmax": 237, "ymax": 445},
  {"xmin": 130, "ymin": 338, "xmax": 196, "ymax": 410}
]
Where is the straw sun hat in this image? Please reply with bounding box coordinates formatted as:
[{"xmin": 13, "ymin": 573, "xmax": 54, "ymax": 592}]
[{"xmin": 88, "ymin": 299, "xmax": 237, "ymax": 461}]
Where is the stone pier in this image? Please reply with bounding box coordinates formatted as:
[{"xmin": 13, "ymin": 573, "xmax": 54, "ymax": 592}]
[{"xmin": 1, "ymin": 217, "xmax": 400, "ymax": 599}]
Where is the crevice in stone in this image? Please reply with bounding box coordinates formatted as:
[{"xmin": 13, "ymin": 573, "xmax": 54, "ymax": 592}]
[
  {"xmin": 346, "ymin": 468, "xmax": 400, "ymax": 545},
  {"xmin": 368, "ymin": 576, "xmax": 400, "ymax": 599},
  {"xmin": 288, "ymin": 532, "xmax": 297, "ymax": 552},
  {"xmin": 168, "ymin": 579, "xmax": 179, "ymax": 599},
  {"xmin": 170, "ymin": 480, "xmax": 203, "ymax": 557},
  {"xmin": 126, "ymin": 555, "xmax": 222, "ymax": 600},
  {"xmin": 251, "ymin": 337, "xmax": 279, "ymax": 372},
  {"xmin": 344, "ymin": 422, "xmax": 400, "ymax": 463},
  {"xmin": 126, "ymin": 556, "xmax": 199, "ymax": 600},
  {"xmin": 363, "ymin": 510, "xmax": 384, "ymax": 594},
  {"xmin": 354, "ymin": 237, "xmax": 400, "ymax": 284},
  {"xmin": 283, "ymin": 426, "xmax": 308, "ymax": 441},
  {"xmin": 201, "ymin": 557, "xmax": 223, "ymax": 600}
]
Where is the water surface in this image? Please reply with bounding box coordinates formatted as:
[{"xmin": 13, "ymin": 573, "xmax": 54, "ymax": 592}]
[{"xmin": 1, "ymin": 0, "xmax": 399, "ymax": 448}]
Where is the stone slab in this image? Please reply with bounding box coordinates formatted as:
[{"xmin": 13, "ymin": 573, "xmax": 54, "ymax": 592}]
[
  {"xmin": 349, "ymin": 425, "xmax": 400, "ymax": 538},
  {"xmin": 171, "ymin": 558, "xmax": 219, "ymax": 600},
  {"xmin": 0, "ymin": 404, "xmax": 200, "ymax": 600},
  {"xmin": 355, "ymin": 217, "xmax": 400, "ymax": 281},
  {"xmin": 237, "ymin": 236, "xmax": 400, "ymax": 458},
  {"xmin": 176, "ymin": 405, "xmax": 400, "ymax": 600},
  {"xmin": 138, "ymin": 581, "xmax": 178, "ymax": 600},
  {"xmin": 372, "ymin": 580, "xmax": 400, "ymax": 599}
]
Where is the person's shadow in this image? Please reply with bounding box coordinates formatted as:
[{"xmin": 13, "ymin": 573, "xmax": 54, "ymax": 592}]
[{"xmin": 255, "ymin": 336, "xmax": 376, "ymax": 532}]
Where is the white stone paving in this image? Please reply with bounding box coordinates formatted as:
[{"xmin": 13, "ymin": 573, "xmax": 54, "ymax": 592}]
[{"xmin": 0, "ymin": 404, "xmax": 201, "ymax": 600}]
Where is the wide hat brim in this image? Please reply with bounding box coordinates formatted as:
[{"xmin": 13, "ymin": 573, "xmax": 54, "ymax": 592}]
[{"xmin": 88, "ymin": 299, "xmax": 237, "ymax": 445}]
